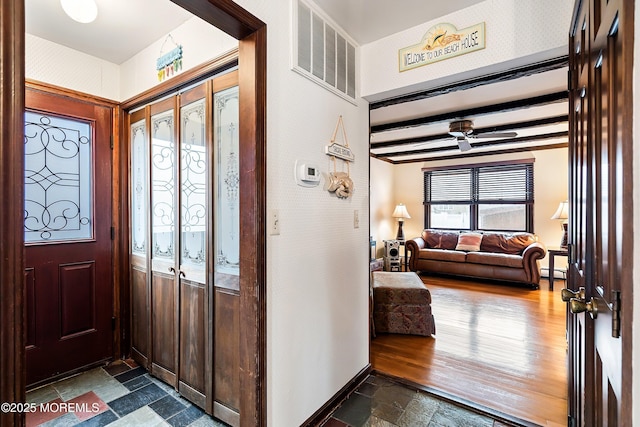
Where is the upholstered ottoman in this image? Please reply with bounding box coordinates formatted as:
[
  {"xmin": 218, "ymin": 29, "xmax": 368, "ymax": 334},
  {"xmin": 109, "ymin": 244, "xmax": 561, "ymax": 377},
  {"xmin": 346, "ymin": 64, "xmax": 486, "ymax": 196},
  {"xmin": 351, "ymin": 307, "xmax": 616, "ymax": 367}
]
[{"xmin": 372, "ymin": 271, "xmax": 436, "ymax": 337}]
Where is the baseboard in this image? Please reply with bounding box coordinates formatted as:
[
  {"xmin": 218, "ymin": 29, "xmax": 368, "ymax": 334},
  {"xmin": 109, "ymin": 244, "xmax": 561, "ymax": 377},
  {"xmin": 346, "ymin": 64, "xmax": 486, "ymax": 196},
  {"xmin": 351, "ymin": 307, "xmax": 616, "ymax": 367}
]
[
  {"xmin": 301, "ymin": 363, "xmax": 372, "ymax": 427},
  {"xmin": 373, "ymin": 370, "xmax": 541, "ymax": 427}
]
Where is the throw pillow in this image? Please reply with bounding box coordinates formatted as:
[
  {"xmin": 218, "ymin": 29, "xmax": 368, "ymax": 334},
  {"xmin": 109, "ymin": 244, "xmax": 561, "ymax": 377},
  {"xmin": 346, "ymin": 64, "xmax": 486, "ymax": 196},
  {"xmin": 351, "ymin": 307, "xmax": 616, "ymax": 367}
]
[{"xmin": 455, "ymin": 232, "xmax": 483, "ymax": 252}]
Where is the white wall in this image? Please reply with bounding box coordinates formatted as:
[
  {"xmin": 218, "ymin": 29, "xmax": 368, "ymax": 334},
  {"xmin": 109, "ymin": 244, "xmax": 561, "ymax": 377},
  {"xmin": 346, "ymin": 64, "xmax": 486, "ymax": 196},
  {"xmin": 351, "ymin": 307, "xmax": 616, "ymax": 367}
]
[
  {"xmin": 360, "ymin": 0, "xmax": 574, "ymax": 101},
  {"xmin": 26, "ymin": 33, "xmax": 121, "ymax": 100},
  {"xmin": 230, "ymin": 1, "xmax": 371, "ymax": 426},
  {"xmin": 26, "ymin": 17, "xmax": 236, "ymax": 102},
  {"xmin": 372, "ymin": 149, "xmax": 568, "ymax": 274},
  {"xmin": 119, "ymin": 16, "xmax": 236, "ymax": 101}
]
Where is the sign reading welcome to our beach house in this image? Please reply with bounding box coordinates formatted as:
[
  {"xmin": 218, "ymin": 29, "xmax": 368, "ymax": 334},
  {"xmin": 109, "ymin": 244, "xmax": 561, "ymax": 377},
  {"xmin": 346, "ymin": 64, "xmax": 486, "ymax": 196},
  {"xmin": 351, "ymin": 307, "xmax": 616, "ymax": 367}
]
[{"xmin": 399, "ymin": 22, "xmax": 486, "ymax": 72}]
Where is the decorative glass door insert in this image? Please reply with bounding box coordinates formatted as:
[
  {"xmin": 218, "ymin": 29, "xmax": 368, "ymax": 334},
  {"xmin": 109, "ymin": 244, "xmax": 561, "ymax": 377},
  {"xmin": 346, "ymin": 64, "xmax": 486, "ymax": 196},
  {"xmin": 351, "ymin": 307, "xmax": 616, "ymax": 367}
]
[
  {"xmin": 180, "ymin": 98, "xmax": 207, "ymax": 284},
  {"xmin": 214, "ymin": 86, "xmax": 240, "ymax": 275},
  {"xmin": 24, "ymin": 111, "xmax": 93, "ymax": 243}
]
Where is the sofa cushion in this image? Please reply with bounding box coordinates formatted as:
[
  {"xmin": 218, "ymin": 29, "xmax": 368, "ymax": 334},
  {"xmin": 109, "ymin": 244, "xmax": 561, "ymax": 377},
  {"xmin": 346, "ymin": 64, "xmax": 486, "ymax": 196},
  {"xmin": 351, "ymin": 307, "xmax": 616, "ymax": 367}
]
[
  {"xmin": 466, "ymin": 251, "xmax": 523, "ymax": 268},
  {"xmin": 455, "ymin": 232, "xmax": 483, "ymax": 252},
  {"xmin": 418, "ymin": 248, "xmax": 467, "ymax": 263},
  {"xmin": 422, "ymin": 230, "xmax": 459, "ymax": 250},
  {"xmin": 480, "ymin": 232, "xmax": 537, "ymax": 255}
]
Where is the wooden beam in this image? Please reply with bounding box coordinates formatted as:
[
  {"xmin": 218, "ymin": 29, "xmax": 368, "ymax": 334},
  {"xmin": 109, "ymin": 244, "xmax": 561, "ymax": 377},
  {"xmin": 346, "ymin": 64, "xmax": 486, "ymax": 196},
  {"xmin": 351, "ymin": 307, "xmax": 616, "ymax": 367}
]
[
  {"xmin": 385, "ymin": 142, "xmax": 568, "ymax": 164},
  {"xmin": 370, "ymin": 56, "xmax": 568, "ymax": 110},
  {"xmin": 370, "ymin": 91, "xmax": 568, "ymax": 134},
  {"xmin": 373, "ymin": 132, "xmax": 568, "ymax": 158},
  {"xmin": 371, "ymin": 115, "xmax": 568, "ymax": 149}
]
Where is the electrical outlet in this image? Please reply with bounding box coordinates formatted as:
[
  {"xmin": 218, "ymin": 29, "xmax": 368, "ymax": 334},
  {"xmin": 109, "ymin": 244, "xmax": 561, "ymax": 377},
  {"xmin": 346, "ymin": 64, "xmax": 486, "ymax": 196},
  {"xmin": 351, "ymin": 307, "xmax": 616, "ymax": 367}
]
[
  {"xmin": 354, "ymin": 210, "xmax": 359, "ymax": 229},
  {"xmin": 270, "ymin": 209, "xmax": 280, "ymax": 235}
]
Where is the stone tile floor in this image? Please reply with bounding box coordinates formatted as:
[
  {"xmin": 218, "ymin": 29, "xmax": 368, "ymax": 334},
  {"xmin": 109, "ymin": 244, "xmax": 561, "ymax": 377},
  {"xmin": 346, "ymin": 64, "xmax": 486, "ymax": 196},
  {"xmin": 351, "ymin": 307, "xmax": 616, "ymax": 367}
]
[
  {"xmin": 321, "ymin": 375, "xmax": 520, "ymax": 427},
  {"xmin": 26, "ymin": 360, "xmax": 228, "ymax": 427},
  {"xmin": 26, "ymin": 362, "xmax": 523, "ymax": 427}
]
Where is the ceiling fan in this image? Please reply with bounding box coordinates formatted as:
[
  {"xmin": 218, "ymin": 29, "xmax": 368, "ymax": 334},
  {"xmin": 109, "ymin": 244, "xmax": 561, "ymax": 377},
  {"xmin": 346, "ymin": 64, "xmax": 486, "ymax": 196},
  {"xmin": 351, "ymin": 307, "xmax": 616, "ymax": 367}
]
[{"xmin": 448, "ymin": 119, "xmax": 517, "ymax": 152}]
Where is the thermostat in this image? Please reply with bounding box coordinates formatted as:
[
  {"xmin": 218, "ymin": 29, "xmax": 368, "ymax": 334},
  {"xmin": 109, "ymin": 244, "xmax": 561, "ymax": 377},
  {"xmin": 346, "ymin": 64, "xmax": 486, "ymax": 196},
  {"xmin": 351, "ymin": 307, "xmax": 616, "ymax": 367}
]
[{"xmin": 295, "ymin": 160, "xmax": 321, "ymax": 187}]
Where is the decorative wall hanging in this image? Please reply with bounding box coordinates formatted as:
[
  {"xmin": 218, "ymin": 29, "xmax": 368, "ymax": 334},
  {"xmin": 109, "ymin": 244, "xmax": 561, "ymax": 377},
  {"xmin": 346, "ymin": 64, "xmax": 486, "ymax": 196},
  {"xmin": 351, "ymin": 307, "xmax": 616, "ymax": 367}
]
[
  {"xmin": 157, "ymin": 34, "xmax": 183, "ymax": 82},
  {"xmin": 399, "ymin": 22, "xmax": 485, "ymax": 72},
  {"xmin": 326, "ymin": 115, "xmax": 354, "ymax": 199}
]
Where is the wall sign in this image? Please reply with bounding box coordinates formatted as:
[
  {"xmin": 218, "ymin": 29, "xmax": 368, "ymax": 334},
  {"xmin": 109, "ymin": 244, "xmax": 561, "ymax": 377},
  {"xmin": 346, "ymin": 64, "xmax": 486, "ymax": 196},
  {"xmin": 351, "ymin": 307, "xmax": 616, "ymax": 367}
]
[
  {"xmin": 399, "ymin": 22, "xmax": 486, "ymax": 72},
  {"xmin": 157, "ymin": 34, "xmax": 183, "ymax": 82}
]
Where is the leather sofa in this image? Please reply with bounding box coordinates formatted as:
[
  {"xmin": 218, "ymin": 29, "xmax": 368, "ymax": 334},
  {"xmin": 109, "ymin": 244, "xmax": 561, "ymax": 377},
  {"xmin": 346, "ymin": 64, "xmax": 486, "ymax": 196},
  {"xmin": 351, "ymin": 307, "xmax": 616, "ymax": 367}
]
[{"xmin": 406, "ymin": 229, "xmax": 547, "ymax": 288}]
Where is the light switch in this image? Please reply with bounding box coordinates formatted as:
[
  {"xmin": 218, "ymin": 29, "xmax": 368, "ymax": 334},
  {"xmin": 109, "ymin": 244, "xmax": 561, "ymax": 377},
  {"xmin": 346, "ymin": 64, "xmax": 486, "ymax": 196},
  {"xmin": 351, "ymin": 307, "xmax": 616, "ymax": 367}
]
[{"xmin": 270, "ymin": 209, "xmax": 280, "ymax": 235}]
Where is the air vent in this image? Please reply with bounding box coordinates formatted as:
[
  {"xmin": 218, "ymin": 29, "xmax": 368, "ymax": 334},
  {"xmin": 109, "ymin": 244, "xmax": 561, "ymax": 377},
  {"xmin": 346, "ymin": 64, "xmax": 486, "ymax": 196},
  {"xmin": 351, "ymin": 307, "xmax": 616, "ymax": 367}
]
[{"xmin": 293, "ymin": 0, "xmax": 357, "ymax": 104}]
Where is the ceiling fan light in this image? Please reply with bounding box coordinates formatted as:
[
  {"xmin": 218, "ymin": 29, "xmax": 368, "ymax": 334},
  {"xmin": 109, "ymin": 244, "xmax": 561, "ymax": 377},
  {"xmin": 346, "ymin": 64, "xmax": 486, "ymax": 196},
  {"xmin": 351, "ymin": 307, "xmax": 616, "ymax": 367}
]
[
  {"xmin": 60, "ymin": 0, "xmax": 98, "ymax": 24},
  {"xmin": 457, "ymin": 137, "xmax": 472, "ymax": 152}
]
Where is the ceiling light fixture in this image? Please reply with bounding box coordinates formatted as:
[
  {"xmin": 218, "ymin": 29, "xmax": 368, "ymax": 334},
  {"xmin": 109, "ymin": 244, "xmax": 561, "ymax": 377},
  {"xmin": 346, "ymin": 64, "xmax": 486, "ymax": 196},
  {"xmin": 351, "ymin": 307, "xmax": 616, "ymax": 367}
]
[{"xmin": 60, "ymin": 0, "xmax": 98, "ymax": 24}]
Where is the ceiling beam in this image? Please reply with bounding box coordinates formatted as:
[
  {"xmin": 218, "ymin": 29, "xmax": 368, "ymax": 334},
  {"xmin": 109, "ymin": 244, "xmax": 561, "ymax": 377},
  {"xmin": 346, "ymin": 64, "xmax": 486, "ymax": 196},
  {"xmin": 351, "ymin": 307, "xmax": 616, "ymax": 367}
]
[
  {"xmin": 372, "ymin": 131, "xmax": 568, "ymax": 158},
  {"xmin": 370, "ymin": 91, "xmax": 568, "ymax": 134},
  {"xmin": 370, "ymin": 56, "xmax": 568, "ymax": 110},
  {"xmin": 370, "ymin": 115, "xmax": 568, "ymax": 149},
  {"xmin": 378, "ymin": 142, "xmax": 569, "ymax": 164}
]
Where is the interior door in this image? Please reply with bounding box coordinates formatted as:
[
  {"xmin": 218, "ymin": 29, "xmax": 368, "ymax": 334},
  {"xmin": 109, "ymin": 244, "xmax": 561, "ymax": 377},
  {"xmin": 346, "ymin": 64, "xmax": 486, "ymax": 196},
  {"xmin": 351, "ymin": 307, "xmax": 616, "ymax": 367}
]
[
  {"xmin": 24, "ymin": 89, "xmax": 114, "ymax": 386},
  {"xmin": 566, "ymin": 0, "xmax": 632, "ymax": 425}
]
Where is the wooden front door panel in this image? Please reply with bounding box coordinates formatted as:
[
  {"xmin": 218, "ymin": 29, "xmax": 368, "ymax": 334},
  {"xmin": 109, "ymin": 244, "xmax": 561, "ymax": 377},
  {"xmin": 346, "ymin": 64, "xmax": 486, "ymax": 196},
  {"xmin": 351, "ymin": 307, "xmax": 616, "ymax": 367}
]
[
  {"xmin": 25, "ymin": 89, "xmax": 113, "ymax": 387},
  {"xmin": 568, "ymin": 0, "xmax": 632, "ymax": 425}
]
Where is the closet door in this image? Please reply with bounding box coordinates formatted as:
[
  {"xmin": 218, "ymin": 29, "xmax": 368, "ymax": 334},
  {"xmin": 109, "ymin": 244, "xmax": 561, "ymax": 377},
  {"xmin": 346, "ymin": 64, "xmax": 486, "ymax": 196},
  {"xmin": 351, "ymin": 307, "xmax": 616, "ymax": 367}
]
[
  {"xmin": 178, "ymin": 84, "xmax": 210, "ymax": 407},
  {"xmin": 127, "ymin": 74, "xmax": 240, "ymax": 425},
  {"xmin": 212, "ymin": 73, "xmax": 240, "ymax": 425},
  {"xmin": 149, "ymin": 98, "xmax": 179, "ymax": 386},
  {"xmin": 130, "ymin": 109, "xmax": 150, "ymax": 367}
]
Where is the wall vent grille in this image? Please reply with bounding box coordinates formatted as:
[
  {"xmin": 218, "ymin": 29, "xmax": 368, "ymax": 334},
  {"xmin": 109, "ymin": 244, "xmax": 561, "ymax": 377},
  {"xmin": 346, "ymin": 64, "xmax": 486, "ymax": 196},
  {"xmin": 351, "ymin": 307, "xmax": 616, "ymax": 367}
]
[{"xmin": 293, "ymin": 0, "xmax": 357, "ymax": 104}]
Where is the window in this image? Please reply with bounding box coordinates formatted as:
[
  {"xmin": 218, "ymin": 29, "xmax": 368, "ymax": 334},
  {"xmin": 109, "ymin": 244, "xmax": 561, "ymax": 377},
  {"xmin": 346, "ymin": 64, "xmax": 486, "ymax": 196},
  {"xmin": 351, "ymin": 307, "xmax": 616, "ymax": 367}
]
[{"xmin": 423, "ymin": 161, "xmax": 534, "ymax": 232}]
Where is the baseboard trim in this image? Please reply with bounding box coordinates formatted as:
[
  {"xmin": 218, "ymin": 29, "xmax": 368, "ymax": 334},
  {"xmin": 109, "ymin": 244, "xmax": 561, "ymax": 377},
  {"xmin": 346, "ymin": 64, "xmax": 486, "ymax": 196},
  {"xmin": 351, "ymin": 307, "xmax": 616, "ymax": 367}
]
[
  {"xmin": 373, "ymin": 370, "xmax": 541, "ymax": 427},
  {"xmin": 301, "ymin": 363, "xmax": 372, "ymax": 427}
]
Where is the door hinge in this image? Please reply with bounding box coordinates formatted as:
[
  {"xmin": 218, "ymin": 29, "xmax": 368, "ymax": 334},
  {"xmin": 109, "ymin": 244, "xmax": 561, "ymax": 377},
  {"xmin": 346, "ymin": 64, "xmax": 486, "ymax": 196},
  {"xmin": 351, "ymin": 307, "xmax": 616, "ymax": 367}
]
[
  {"xmin": 568, "ymin": 415, "xmax": 576, "ymax": 427},
  {"xmin": 111, "ymin": 316, "xmax": 116, "ymax": 331},
  {"xmin": 111, "ymin": 227, "xmax": 115, "ymax": 240},
  {"xmin": 110, "ymin": 135, "xmax": 114, "ymax": 150},
  {"xmin": 611, "ymin": 289, "xmax": 621, "ymax": 338}
]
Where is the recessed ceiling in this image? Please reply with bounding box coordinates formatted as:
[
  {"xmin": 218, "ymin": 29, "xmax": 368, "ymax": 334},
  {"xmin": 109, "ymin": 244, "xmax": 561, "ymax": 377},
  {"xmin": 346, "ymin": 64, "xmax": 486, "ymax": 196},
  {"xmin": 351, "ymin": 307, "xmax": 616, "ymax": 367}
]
[{"xmin": 25, "ymin": 0, "xmax": 194, "ymax": 64}]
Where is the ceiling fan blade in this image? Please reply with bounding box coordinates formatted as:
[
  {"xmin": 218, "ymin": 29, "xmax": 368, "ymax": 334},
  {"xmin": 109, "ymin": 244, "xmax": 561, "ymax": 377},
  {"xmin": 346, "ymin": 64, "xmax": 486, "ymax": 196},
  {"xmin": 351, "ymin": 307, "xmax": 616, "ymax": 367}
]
[
  {"xmin": 457, "ymin": 137, "xmax": 472, "ymax": 152},
  {"xmin": 474, "ymin": 131, "xmax": 518, "ymax": 139}
]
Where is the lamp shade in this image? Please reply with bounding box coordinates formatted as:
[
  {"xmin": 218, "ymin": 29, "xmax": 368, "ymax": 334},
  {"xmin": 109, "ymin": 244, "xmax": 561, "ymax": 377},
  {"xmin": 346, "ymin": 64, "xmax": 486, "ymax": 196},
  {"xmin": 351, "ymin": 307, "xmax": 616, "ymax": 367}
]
[
  {"xmin": 61, "ymin": 0, "xmax": 98, "ymax": 23},
  {"xmin": 551, "ymin": 201, "xmax": 569, "ymax": 220},
  {"xmin": 392, "ymin": 204, "xmax": 411, "ymax": 219}
]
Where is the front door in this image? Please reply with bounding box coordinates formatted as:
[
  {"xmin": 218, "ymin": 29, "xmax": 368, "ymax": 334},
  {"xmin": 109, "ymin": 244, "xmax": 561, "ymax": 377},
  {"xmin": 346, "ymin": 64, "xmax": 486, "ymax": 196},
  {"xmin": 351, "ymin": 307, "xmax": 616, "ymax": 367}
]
[
  {"xmin": 567, "ymin": 0, "xmax": 633, "ymax": 425},
  {"xmin": 24, "ymin": 88, "xmax": 114, "ymax": 386}
]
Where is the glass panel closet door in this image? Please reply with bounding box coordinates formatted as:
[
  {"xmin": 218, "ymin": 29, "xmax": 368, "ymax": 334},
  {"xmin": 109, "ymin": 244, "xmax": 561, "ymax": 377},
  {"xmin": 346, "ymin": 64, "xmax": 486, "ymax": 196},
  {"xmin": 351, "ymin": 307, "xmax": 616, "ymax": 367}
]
[
  {"xmin": 130, "ymin": 113, "xmax": 150, "ymax": 366},
  {"xmin": 150, "ymin": 99, "xmax": 178, "ymax": 384},
  {"xmin": 212, "ymin": 78, "xmax": 241, "ymax": 422},
  {"xmin": 180, "ymin": 97, "xmax": 207, "ymax": 283},
  {"xmin": 214, "ymin": 86, "xmax": 240, "ymax": 279},
  {"xmin": 178, "ymin": 88, "xmax": 209, "ymax": 407}
]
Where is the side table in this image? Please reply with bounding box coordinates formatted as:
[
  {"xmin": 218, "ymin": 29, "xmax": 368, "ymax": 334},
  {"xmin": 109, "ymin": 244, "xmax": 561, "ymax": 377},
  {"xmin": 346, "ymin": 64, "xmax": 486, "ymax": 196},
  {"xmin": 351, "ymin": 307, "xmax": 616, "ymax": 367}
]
[{"xmin": 547, "ymin": 246, "xmax": 568, "ymax": 290}]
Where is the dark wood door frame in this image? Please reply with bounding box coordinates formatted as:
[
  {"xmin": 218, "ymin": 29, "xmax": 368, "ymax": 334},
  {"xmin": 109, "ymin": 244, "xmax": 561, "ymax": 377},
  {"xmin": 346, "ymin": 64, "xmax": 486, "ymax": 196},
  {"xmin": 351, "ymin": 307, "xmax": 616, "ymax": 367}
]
[
  {"xmin": 0, "ymin": 1, "xmax": 26, "ymax": 426},
  {"xmin": 0, "ymin": 1, "xmax": 266, "ymax": 426}
]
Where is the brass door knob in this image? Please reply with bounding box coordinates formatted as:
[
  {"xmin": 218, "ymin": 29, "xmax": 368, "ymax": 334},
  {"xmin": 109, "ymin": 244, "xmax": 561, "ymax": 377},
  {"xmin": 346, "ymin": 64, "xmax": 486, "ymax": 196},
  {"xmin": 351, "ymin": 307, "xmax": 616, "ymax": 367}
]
[
  {"xmin": 561, "ymin": 287, "xmax": 585, "ymax": 302},
  {"xmin": 569, "ymin": 298, "xmax": 598, "ymax": 319}
]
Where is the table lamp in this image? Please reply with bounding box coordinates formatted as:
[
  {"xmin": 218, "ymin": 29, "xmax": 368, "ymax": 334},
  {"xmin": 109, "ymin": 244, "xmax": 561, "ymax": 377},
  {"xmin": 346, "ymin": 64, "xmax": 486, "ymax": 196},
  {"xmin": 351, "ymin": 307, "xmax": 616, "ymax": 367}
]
[
  {"xmin": 392, "ymin": 203, "xmax": 411, "ymax": 241},
  {"xmin": 551, "ymin": 200, "xmax": 569, "ymax": 248}
]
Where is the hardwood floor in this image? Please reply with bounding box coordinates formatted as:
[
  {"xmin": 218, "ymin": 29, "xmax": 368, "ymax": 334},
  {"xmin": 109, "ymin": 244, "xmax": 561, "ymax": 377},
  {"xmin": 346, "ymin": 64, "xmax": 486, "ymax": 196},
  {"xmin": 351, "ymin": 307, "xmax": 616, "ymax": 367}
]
[{"xmin": 370, "ymin": 274, "xmax": 567, "ymax": 427}]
